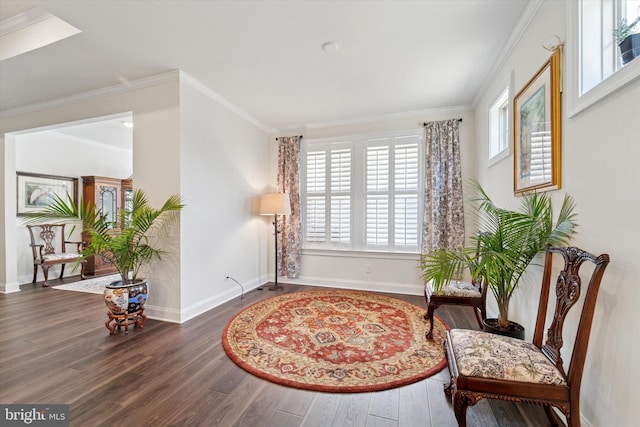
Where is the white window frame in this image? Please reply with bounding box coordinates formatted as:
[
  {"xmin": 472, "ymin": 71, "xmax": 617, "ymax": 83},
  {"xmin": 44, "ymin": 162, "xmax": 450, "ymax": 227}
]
[
  {"xmin": 487, "ymin": 72, "xmax": 514, "ymax": 166},
  {"xmin": 567, "ymin": 0, "xmax": 640, "ymax": 117},
  {"xmin": 300, "ymin": 129, "xmax": 423, "ymax": 254}
]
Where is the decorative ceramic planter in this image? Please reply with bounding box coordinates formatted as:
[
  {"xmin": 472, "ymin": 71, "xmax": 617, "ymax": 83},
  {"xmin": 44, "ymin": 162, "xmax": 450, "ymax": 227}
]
[{"xmin": 104, "ymin": 279, "xmax": 148, "ymax": 315}]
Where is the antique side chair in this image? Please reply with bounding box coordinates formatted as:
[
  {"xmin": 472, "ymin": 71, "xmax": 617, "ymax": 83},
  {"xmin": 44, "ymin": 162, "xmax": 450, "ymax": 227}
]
[
  {"xmin": 424, "ymin": 276, "xmax": 487, "ymax": 339},
  {"xmin": 27, "ymin": 224, "xmax": 85, "ymax": 287},
  {"xmin": 442, "ymin": 245, "xmax": 610, "ymax": 427},
  {"xmin": 424, "ymin": 237, "xmax": 487, "ymax": 340}
]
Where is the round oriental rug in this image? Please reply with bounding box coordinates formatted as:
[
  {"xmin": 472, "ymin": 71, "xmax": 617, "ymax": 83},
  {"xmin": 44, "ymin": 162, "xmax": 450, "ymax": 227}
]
[{"xmin": 222, "ymin": 289, "xmax": 449, "ymax": 392}]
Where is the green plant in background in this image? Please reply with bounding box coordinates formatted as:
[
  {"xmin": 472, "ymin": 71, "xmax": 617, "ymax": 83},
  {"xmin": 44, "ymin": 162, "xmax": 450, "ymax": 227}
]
[
  {"xmin": 421, "ymin": 180, "xmax": 578, "ymax": 330},
  {"xmin": 614, "ymin": 16, "xmax": 640, "ymax": 44},
  {"xmin": 24, "ymin": 189, "xmax": 184, "ymax": 285}
]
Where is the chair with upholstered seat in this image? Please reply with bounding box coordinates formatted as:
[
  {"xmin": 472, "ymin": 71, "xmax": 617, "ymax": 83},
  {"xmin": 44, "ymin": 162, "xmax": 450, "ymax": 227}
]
[
  {"xmin": 424, "ymin": 276, "xmax": 487, "ymax": 339},
  {"xmin": 27, "ymin": 224, "xmax": 86, "ymax": 287},
  {"xmin": 423, "ymin": 237, "xmax": 487, "ymax": 340},
  {"xmin": 442, "ymin": 245, "xmax": 610, "ymax": 427}
]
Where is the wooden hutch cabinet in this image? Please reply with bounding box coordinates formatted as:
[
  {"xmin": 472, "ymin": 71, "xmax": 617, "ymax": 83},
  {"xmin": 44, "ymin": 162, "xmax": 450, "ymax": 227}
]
[{"xmin": 82, "ymin": 176, "xmax": 133, "ymax": 276}]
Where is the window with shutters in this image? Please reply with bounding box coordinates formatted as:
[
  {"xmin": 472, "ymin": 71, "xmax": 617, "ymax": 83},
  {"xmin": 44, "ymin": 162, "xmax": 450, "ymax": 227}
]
[{"xmin": 301, "ymin": 130, "xmax": 422, "ymax": 253}]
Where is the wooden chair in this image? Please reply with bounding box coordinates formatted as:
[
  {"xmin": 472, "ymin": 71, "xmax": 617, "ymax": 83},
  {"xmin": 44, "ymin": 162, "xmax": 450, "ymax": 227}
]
[
  {"xmin": 27, "ymin": 224, "xmax": 86, "ymax": 287},
  {"xmin": 442, "ymin": 245, "xmax": 610, "ymax": 427},
  {"xmin": 424, "ymin": 276, "xmax": 487, "ymax": 339},
  {"xmin": 424, "ymin": 238, "xmax": 487, "ymax": 339}
]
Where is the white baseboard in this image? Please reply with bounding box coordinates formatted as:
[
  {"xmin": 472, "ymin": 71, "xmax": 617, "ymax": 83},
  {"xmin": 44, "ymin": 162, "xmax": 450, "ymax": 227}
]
[
  {"xmin": 0, "ymin": 281, "xmax": 21, "ymax": 294},
  {"xmin": 147, "ymin": 274, "xmax": 267, "ymax": 324},
  {"xmin": 275, "ymin": 275, "xmax": 424, "ymax": 296}
]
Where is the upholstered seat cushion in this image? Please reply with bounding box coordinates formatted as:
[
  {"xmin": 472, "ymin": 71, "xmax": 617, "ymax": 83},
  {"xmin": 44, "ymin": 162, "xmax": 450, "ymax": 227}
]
[
  {"xmin": 449, "ymin": 329, "xmax": 566, "ymax": 385},
  {"xmin": 40, "ymin": 253, "xmax": 81, "ymax": 263},
  {"xmin": 426, "ymin": 279, "xmax": 481, "ymax": 298}
]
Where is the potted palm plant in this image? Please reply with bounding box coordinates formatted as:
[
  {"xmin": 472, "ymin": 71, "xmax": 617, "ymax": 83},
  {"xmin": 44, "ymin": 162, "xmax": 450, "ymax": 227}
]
[
  {"xmin": 421, "ymin": 181, "xmax": 577, "ymax": 338},
  {"xmin": 615, "ymin": 16, "xmax": 640, "ymax": 64},
  {"xmin": 24, "ymin": 189, "xmax": 184, "ymax": 316}
]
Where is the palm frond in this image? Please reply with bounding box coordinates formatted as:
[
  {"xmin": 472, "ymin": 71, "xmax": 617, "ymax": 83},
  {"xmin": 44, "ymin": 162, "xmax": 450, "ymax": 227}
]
[{"xmin": 420, "ymin": 180, "xmax": 578, "ymax": 328}]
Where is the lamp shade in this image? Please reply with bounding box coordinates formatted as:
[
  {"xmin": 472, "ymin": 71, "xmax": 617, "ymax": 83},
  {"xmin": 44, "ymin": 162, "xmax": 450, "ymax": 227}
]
[{"xmin": 260, "ymin": 192, "xmax": 291, "ymax": 216}]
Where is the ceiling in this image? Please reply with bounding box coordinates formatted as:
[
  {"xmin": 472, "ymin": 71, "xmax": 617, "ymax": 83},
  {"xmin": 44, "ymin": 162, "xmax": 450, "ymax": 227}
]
[{"xmin": 0, "ymin": 0, "xmax": 532, "ymax": 131}]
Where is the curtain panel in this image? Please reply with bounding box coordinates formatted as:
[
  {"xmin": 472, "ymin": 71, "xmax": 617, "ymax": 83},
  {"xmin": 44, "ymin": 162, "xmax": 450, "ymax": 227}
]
[
  {"xmin": 277, "ymin": 136, "xmax": 302, "ymax": 278},
  {"xmin": 421, "ymin": 119, "xmax": 465, "ymax": 254}
]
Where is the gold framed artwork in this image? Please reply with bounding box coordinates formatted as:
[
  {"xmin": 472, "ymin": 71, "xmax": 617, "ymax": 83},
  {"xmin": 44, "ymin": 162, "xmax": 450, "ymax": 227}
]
[{"xmin": 513, "ymin": 48, "xmax": 561, "ymax": 196}]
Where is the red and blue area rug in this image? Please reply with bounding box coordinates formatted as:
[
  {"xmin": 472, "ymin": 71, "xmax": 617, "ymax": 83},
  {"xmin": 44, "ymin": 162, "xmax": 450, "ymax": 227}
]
[{"xmin": 222, "ymin": 289, "xmax": 449, "ymax": 392}]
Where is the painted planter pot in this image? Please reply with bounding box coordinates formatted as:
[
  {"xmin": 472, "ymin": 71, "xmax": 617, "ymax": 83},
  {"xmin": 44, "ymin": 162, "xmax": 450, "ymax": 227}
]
[{"xmin": 104, "ymin": 279, "xmax": 148, "ymax": 314}]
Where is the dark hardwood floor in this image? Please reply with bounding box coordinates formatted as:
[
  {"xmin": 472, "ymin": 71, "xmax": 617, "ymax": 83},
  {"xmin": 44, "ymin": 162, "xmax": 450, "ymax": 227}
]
[{"xmin": 0, "ymin": 277, "xmax": 556, "ymax": 427}]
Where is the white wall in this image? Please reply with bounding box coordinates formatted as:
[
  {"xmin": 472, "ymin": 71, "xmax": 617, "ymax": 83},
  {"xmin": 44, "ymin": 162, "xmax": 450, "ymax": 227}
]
[
  {"xmin": 1, "ymin": 71, "xmax": 270, "ymax": 323},
  {"xmin": 1, "ymin": 76, "xmax": 183, "ymax": 317},
  {"xmin": 267, "ymin": 108, "xmax": 477, "ymax": 296},
  {"xmin": 178, "ymin": 74, "xmax": 269, "ymax": 322},
  {"xmin": 473, "ymin": 1, "xmax": 639, "ymax": 426},
  {"xmin": 14, "ymin": 129, "xmax": 133, "ymax": 283}
]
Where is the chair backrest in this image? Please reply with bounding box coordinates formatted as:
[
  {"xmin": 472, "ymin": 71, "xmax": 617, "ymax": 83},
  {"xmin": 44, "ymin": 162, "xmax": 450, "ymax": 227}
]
[
  {"xmin": 533, "ymin": 245, "xmax": 609, "ymax": 391},
  {"xmin": 27, "ymin": 224, "xmax": 68, "ymax": 257}
]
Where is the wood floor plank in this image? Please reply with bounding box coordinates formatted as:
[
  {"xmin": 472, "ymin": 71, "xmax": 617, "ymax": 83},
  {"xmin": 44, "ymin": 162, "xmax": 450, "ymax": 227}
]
[
  {"xmin": 300, "ymin": 393, "xmax": 342, "ymax": 427},
  {"xmin": 368, "ymin": 388, "xmax": 399, "ymax": 421},
  {"xmin": 398, "ymin": 380, "xmax": 429, "ymax": 426},
  {"xmin": 332, "ymin": 393, "xmax": 370, "ymax": 427},
  {"xmin": 426, "ymin": 377, "xmax": 458, "ymax": 427},
  {"xmin": 267, "ymin": 410, "xmax": 304, "ymax": 427},
  {"xmin": 364, "ymin": 414, "xmax": 398, "ymax": 427},
  {"xmin": 0, "ymin": 279, "xmax": 563, "ymax": 427},
  {"xmin": 276, "ymin": 387, "xmax": 316, "ymax": 416}
]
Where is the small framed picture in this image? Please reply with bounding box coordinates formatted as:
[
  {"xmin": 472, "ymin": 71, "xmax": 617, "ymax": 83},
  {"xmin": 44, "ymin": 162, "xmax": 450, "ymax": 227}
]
[
  {"xmin": 16, "ymin": 172, "xmax": 78, "ymax": 216},
  {"xmin": 513, "ymin": 48, "xmax": 561, "ymax": 195}
]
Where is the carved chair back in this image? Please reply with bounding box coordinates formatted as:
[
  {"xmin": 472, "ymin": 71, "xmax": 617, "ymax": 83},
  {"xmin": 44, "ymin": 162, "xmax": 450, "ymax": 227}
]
[
  {"xmin": 27, "ymin": 224, "xmax": 69, "ymax": 259},
  {"xmin": 533, "ymin": 245, "xmax": 610, "ymax": 390}
]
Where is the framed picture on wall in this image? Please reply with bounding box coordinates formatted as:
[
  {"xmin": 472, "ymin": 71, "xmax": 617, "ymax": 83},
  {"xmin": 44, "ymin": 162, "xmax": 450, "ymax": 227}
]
[
  {"xmin": 513, "ymin": 48, "xmax": 561, "ymax": 196},
  {"xmin": 16, "ymin": 172, "xmax": 78, "ymax": 216}
]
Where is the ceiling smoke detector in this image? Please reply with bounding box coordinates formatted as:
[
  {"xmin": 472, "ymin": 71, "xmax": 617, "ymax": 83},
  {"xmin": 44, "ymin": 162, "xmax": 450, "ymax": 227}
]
[{"xmin": 321, "ymin": 41, "xmax": 339, "ymax": 53}]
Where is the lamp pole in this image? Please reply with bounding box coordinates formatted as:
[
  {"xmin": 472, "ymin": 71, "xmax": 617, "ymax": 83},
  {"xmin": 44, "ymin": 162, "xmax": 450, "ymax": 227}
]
[
  {"xmin": 270, "ymin": 214, "xmax": 283, "ymax": 291},
  {"xmin": 259, "ymin": 192, "xmax": 291, "ymax": 291}
]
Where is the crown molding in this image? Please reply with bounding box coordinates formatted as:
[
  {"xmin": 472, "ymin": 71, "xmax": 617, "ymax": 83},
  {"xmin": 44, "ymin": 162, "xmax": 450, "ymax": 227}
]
[
  {"xmin": 0, "ymin": 7, "xmax": 51, "ymax": 37},
  {"xmin": 273, "ymin": 104, "xmax": 473, "ymax": 134},
  {"xmin": 178, "ymin": 71, "xmax": 269, "ymax": 132},
  {"xmin": 0, "ymin": 70, "xmax": 180, "ymax": 119},
  {"xmin": 471, "ymin": 0, "xmax": 544, "ymax": 108}
]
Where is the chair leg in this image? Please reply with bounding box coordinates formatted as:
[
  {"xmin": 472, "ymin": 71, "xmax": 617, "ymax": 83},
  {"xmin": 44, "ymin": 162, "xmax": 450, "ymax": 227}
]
[
  {"xmin": 32, "ymin": 265, "xmax": 38, "ymax": 283},
  {"xmin": 473, "ymin": 306, "xmax": 483, "ymax": 329},
  {"xmin": 42, "ymin": 265, "xmax": 50, "ymax": 287},
  {"xmin": 59, "ymin": 263, "xmax": 65, "ymax": 279},
  {"xmin": 425, "ymin": 302, "xmax": 439, "ymax": 339},
  {"xmin": 543, "ymin": 405, "xmax": 559, "ymax": 427}
]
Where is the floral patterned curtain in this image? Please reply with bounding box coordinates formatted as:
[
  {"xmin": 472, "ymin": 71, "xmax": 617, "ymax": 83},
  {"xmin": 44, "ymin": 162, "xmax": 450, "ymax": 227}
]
[
  {"xmin": 277, "ymin": 136, "xmax": 301, "ymax": 278},
  {"xmin": 421, "ymin": 119, "xmax": 465, "ymax": 254}
]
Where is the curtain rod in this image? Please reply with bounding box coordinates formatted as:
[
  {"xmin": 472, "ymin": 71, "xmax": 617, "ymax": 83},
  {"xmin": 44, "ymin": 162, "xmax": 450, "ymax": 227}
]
[
  {"xmin": 276, "ymin": 135, "xmax": 303, "ymax": 140},
  {"xmin": 423, "ymin": 118, "xmax": 463, "ymax": 126}
]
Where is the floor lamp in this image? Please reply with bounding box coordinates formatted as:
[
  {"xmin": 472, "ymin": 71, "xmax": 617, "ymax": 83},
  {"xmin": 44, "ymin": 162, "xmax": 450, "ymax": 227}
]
[{"xmin": 260, "ymin": 192, "xmax": 291, "ymax": 291}]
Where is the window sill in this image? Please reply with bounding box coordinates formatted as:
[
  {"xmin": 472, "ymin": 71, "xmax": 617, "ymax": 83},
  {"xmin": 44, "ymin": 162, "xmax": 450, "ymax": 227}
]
[
  {"xmin": 301, "ymin": 248, "xmax": 420, "ymax": 260},
  {"xmin": 568, "ymin": 55, "xmax": 640, "ymax": 118}
]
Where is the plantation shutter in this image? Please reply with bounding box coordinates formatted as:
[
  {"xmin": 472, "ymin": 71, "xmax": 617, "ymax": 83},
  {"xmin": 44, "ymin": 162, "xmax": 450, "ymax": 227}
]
[
  {"xmin": 529, "ymin": 129, "xmax": 552, "ymax": 184},
  {"xmin": 301, "ymin": 130, "xmax": 422, "ymax": 252},
  {"xmin": 330, "ymin": 149, "xmax": 351, "ymax": 244},
  {"xmin": 394, "ymin": 139, "xmax": 419, "ymax": 248},
  {"xmin": 305, "ymin": 150, "xmax": 326, "ymax": 242},
  {"xmin": 366, "ymin": 143, "xmax": 390, "ymax": 247}
]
